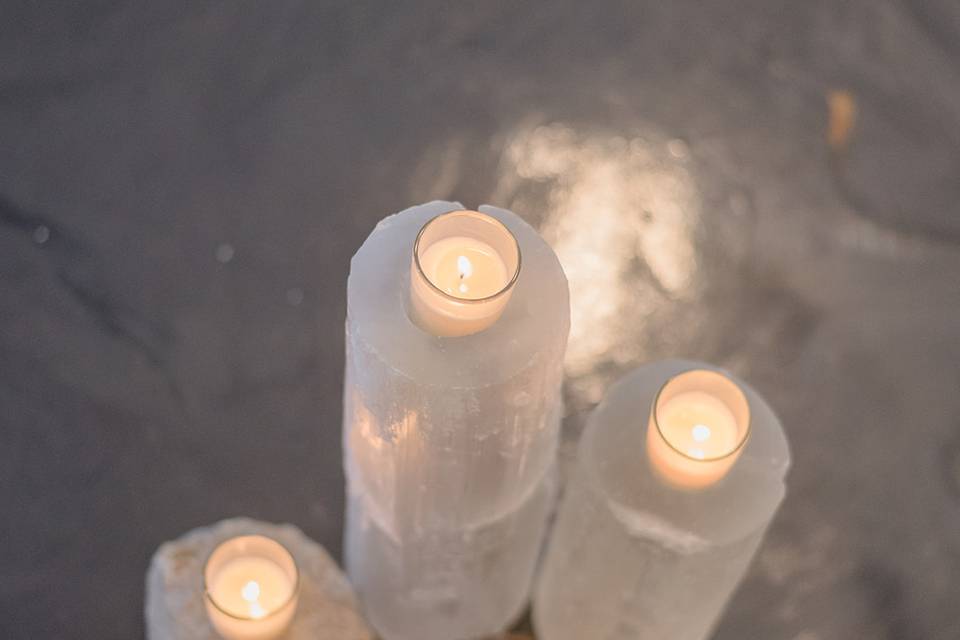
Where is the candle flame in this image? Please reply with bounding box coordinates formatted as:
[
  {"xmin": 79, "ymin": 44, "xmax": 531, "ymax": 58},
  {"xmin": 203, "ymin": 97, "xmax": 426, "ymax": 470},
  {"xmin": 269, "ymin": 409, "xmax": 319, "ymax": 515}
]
[
  {"xmin": 692, "ymin": 424, "xmax": 711, "ymax": 442},
  {"xmin": 457, "ymin": 255, "xmax": 473, "ymax": 279},
  {"xmin": 457, "ymin": 255, "xmax": 473, "ymax": 294},
  {"xmin": 241, "ymin": 580, "xmax": 261, "ymax": 602},
  {"xmin": 242, "ymin": 580, "xmax": 267, "ymax": 619}
]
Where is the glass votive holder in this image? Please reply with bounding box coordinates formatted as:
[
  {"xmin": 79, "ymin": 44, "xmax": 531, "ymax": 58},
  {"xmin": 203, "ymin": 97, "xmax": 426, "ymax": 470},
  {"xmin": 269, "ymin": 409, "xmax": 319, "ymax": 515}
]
[
  {"xmin": 409, "ymin": 210, "xmax": 521, "ymax": 337},
  {"xmin": 646, "ymin": 368, "xmax": 751, "ymax": 489},
  {"xmin": 203, "ymin": 535, "xmax": 300, "ymax": 640}
]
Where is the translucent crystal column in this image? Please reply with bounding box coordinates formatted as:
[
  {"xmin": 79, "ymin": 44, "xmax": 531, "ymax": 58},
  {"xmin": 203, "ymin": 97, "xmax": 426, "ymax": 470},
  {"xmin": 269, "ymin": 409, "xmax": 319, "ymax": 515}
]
[
  {"xmin": 534, "ymin": 360, "xmax": 790, "ymax": 640},
  {"xmin": 343, "ymin": 201, "xmax": 569, "ymax": 640}
]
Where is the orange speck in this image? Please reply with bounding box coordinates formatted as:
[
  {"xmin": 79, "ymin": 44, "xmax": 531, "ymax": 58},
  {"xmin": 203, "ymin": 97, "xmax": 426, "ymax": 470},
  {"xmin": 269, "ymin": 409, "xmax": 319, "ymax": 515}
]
[{"xmin": 827, "ymin": 90, "xmax": 857, "ymax": 151}]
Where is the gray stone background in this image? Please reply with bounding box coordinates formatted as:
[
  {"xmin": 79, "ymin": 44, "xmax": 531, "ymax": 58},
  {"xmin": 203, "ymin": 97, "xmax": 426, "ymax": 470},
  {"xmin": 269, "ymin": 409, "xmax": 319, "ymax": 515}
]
[{"xmin": 2, "ymin": 1, "xmax": 959, "ymax": 638}]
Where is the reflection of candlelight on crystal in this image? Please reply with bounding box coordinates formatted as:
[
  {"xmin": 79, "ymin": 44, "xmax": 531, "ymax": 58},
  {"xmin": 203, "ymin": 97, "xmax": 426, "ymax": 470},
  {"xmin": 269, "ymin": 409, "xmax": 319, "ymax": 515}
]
[
  {"xmin": 203, "ymin": 535, "xmax": 299, "ymax": 640},
  {"xmin": 647, "ymin": 369, "xmax": 750, "ymax": 489},
  {"xmin": 410, "ymin": 210, "xmax": 520, "ymax": 337}
]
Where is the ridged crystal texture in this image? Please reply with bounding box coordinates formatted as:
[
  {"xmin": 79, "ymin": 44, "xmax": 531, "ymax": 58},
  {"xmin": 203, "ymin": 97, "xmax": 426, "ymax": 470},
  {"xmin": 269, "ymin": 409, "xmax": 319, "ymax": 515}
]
[
  {"xmin": 534, "ymin": 360, "xmax": 790, "ymax": 640},
  {"xmin": 343, "ymin": 201, "xmax": 569, "ymax": 640}
]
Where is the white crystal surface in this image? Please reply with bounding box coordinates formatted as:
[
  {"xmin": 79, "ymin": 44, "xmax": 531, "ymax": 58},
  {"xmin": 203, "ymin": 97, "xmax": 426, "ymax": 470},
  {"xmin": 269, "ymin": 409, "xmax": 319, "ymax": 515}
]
[
  {"xmin": 347, "ymin": 470, "xmax": 557, "ymax": 640},
  {"xmin": 144, "ymin": 518, "xmax": 372, "ymax": 640},
  {"xmin": 534, "ymin": 360, "xmax": 790, "ymax": 640},
  {"xmin": 343, "ymin": 201, "xmax": 569, "ymax": 639}
]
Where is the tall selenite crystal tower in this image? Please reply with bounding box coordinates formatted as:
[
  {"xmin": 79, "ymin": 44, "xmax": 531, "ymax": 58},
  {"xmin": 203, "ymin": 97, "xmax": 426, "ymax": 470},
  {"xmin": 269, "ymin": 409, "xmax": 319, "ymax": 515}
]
[
  {"xmin": 343, "ymin": 201, "xmax": 569, "ymax": 640},
  {"xmin": 534, "ymin": 360, "xmax": 790, "ymax": 640}
]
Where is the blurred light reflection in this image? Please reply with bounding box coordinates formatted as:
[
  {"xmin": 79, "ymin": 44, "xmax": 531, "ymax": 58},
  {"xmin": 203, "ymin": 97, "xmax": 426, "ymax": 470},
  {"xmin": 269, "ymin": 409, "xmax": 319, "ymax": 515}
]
[{"xmin": 494, "ymin": 122, "xmax": 702, "ymax": 403}]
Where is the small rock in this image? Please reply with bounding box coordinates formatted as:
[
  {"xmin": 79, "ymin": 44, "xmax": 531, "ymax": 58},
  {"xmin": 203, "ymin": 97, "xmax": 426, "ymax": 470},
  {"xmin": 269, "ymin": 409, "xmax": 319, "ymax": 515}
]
[
  {"xmin": 145, "ymin": 518, "xmax": 372, "ymax": 640},
  {"xmin": 215, "ymin": 243, "xmax": 235, "ymax": 263},
  {"xmin": 32, "ymin": 225, "xmax": 50, "ymax": 245}
]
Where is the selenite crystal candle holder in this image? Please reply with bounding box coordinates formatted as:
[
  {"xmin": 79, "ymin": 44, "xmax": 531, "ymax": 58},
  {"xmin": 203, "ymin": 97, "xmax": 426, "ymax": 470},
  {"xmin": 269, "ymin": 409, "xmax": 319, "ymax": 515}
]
[
  {"xmin": 342, "ymin": 201, "xmax": 569, "ymax": 640},
  {"xmin": 533, "ymin": 359, "xmax": 790, "ymax": 640}
]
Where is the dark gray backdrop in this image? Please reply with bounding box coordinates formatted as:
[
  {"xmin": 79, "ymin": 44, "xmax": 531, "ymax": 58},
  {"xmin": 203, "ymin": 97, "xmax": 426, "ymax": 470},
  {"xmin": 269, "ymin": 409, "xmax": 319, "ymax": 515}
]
[{"xmin": 2, "ymin": 2, "xmax": 960, "ymax": 638}]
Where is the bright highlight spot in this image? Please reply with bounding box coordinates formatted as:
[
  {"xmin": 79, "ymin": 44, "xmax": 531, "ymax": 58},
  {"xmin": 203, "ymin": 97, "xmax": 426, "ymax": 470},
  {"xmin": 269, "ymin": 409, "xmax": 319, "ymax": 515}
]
[
  {"xmin": 688, "ymin": 448, "xmax": 706, "ymax": 460},
  {"xmin": 241, "ymin": 580, "xmax": 261, "ymax": 602},
  {"xmin": 692, "ymin": 424, "xmax": 711, "ymax": 442},
  {"xmin": 249, "ymin": 601, "xmax": 266, "ymax": 619}
]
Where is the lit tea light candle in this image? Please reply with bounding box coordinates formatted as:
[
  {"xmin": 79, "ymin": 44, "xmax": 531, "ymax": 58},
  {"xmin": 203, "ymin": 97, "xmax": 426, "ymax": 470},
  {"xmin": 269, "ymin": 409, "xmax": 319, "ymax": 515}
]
[
  {"xmin": 410, "ymin": 210, "xmax": 521, "ymax": 337},
  {"xmin": 646, "ymin": 369, "xmax": 751, "ymax": 489},
  {"xmin": 203, "ymin": 535, "xmax": 299, "ymax": 640}
]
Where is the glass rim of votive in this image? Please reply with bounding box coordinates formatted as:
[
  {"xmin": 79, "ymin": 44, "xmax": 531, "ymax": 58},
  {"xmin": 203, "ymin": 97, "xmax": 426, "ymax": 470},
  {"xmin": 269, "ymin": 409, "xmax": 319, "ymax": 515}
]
[
  {"xmin": 413, "ymin": 209, "xmax": 522, "ymax": 304},
  {"xmin": 651, "ymin": 368, "xmax": 752, "ymax": 463},
  {"xmin": 202, "ymin": 534, "xmax": 300, "ymax": 622}
]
